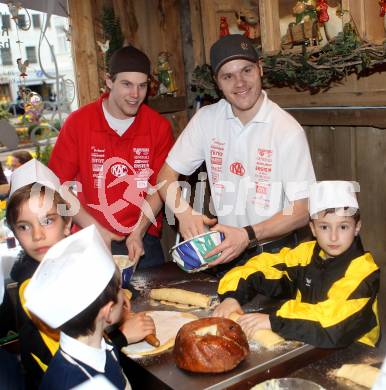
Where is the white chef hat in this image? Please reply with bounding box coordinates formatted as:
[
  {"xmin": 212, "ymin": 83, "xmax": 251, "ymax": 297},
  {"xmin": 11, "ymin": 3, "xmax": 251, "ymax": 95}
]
[
  {"xmin": 309, "ymin": 181, "xmax": 359, "ymax": 218},
  {"xmin": 24, "ymin": 225, "xmax": 116, "ymax": 329},
  {"xmin": 9, "ymin": 158, "xmax": 61, "ymax": 198}
]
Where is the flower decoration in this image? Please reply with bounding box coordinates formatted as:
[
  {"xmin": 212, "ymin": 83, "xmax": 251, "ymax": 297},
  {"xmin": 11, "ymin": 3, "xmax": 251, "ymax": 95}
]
[{"xmin": 0, "ymin": 200, "xmax": 7, "ymax": 221}]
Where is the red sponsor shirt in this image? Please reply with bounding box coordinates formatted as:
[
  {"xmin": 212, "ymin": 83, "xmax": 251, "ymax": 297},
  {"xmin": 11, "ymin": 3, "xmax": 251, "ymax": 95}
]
[{"xmin": 49, "ymin": 93, "xmax": 174, "ymax": 237}]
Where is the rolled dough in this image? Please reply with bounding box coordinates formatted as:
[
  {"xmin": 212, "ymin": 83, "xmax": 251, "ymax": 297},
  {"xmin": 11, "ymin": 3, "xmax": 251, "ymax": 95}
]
[
  {"xmin": 228, "ymin": 312, "xmax": 284, "ymax": 349},
  {"xmin": 150, "ymin": 288, "xmax": 211, "ymax": 308},
  {"xmin": 335, "ymin": 364, "xmax": 380, "ymax": 388},
  {"xmin": 159, "ymin": 300, "xmax": 199, "ymax": 310},
  {"xmin": 121, "ymin": 311, "xmax": 198, "ymax": 357}
]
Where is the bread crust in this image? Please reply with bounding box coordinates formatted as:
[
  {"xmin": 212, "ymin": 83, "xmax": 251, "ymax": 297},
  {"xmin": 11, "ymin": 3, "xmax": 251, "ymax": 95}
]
[{"xmin": 174, "ymin": 317, "xmax": 249, "ymax": 373}]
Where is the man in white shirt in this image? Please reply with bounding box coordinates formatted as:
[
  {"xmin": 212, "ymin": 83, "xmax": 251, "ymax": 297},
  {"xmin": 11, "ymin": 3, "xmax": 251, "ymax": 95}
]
[{"xmin": 158, "ymin": 34, "xmax": 315, "ymax": 271}]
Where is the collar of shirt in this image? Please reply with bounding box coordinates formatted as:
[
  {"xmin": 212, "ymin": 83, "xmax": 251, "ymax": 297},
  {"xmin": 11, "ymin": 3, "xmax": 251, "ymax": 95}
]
[
  {"xmin": 60, "ymin": 332, "xmax": 113, "ymax": 373},
  {"xmin": 95, "ymin": 93, "xmax": 141, "ymax": 138},
  {"xmin": 225, "ymin": 90, "xmax": 270, "ymax": 125},
  {"xmin": 102, "ymin": 101, "xmax": 135, "ymax": 136}
]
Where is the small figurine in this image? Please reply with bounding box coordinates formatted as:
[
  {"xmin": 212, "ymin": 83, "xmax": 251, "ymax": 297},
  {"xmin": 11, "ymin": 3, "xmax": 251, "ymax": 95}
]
[
  {"xmin": 17, "ymin": 58, "xmax": 29, "ymax": 77},
  {"xmin": 62, "ymin": 26, "xmax": 72, "ymax": 42},
  {"xmin": 157, "ymin": 52, "xmax": 177, "ymax": 96},
  {"xmin": 236, "ymin": 9, "xmax": 260, "ymax": 39},
  {"xmin": 148, "ymin": 74, "xmax": 160, "ymax": 97},
  {"xmin": 219, "ymin": 16, "xmax": 230, "ymax": 37},
  {"xmin": 380, "ymin": 0, "xmax": 386, "ymax": 17},
  {"xmin": 24, "ymin": 92, "xmax": 44, "ymax": 124},
  {"xmin": 316, "ymin": 0, "xmax": 329, "ymax": 23},
  {"xmin": 293, "ymin": 1, "xmax": 306, "ymax": 16},
  {"xmin": 97, "ymin": 39, "xmax": 110, "ymax": 53},
  {"xmin": 7, "ymin": 1, "xmax": 21, "ymax": 19}
]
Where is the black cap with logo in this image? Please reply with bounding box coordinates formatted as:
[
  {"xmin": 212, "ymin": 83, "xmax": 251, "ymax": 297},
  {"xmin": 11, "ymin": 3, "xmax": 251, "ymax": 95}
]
[{"xmin": 210, "ymin": 34, "xmax": 259, "ymax": 75}]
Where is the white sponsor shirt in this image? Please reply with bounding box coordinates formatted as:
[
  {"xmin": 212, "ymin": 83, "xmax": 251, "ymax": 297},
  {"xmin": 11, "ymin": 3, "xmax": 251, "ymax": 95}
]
[{"xmin": 166, "ymin": 91, "xmax": 316, "ymax": 228}]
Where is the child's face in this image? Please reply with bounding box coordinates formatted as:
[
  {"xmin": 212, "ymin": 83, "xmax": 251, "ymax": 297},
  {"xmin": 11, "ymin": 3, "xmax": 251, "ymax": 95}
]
[
  {"xmin": 14, "ymin": 194, "xmax": 71, "ymax": 262},
  {"xmin": 310, "ymin": 211, "xmax": 361, "ymax": 258}
]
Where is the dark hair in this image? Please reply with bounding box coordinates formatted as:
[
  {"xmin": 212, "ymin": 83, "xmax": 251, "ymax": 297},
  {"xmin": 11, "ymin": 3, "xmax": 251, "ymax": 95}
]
[
  {"xmin": 6, "ymin": 184, "xmax": 70, "ymax": 231},
  {"xmin": 61, "ymin": 269, "xmax": 121, "ymax": 338},
  {"xmin": 310, "ymin": 207, "xmax": 361, "ymax": 224},
  {"xmin": 11, "ymin": 150, "xmax": 33, "ymax": 165},
  {"xmin": 0, "ymin": 162, "xmax": 7, "ymax": 185}
]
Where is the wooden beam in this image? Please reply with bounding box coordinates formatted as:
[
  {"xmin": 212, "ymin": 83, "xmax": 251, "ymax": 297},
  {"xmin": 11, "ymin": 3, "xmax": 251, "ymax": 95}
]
[
  {"xmin": 348, "ymin": 0, "xmax": 385, "ymax": 44},
  {"xmin": 286, "ymin": 108, "xmax": 386, "ymax": 129},
  {"xmin": 68, "ymin": 0, "xmax": 101, "ymax": 106},
  {"xmin": 259, "ymin": 0, "xmax": 281, "ymax": 55},
  {"xmin": 189, "ymin": 0, "xmax": 205, "ymax": 67}
]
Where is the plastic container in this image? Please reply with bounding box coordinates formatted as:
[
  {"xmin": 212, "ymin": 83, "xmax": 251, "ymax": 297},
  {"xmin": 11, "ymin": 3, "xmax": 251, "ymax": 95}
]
[
  {"xmin": 170, "ymin": 231, "xmax": 224, "ymax": 273},
  {"xmin": 112, "ymin": 255, "xmax": 137, "ymax": 289}
]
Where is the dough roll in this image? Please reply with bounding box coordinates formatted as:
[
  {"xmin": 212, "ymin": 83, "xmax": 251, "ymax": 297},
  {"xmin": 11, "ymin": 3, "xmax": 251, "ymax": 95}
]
[
  {"xmin": 228, "ymin": 312, "xmax": 285, "ymax": 349},
  {"xmin": 150, "ymin": 288, "xmax": 211, "ymax": 309},
  {"xmin": 336, "ymin": 364, "xmax": 380, "ymax": 388}
]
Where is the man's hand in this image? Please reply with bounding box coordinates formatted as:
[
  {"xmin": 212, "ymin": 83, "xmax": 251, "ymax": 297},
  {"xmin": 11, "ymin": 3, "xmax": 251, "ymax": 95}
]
[
  {"xmin": 126, "ymin": 232, "xmax": 145, "ymax": 264},
  {"xmin": 119, "ymin": 312, "xmax": 156, "ymax": 344},
  {"xmin": 205, "ymin": 224, "xmax": 249, "ymax": 266},
  {"xmin": 237, "ymin": 313, "xmax": 271, "ymax": 339},
  {"xmin": 212, "ymin": 297, "xmax": 243, "ymax": 318},
  {"xmin": 177, "ymin": 208, "xmax": 217, "ymax": 240}
]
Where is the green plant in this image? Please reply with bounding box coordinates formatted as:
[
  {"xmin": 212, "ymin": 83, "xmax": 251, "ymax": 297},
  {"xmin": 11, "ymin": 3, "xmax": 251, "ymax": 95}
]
[
  {"xmin": 52, "ymin": 119, "xmax": 61, "ymax": 131},
  {"xmin": 35, "ymin": 142, "xmax": 53, "ymax": 166},
  {"xmin": 190, "ymin": 64, "xmax": 220, "ymax": 101},
  {"xmin": 0, "ymin": 104, "xmax": 11, "ymax": 120},
  {"xmin": 263, "ymin": 23, "xmax": 386, "ymax": 92},
  {"xmin": 101, "ymin": 7, "xmax": 124, "ymax": 68}
]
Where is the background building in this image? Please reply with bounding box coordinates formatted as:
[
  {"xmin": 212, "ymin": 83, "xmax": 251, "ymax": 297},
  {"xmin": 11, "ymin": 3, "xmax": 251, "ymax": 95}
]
[{"xmin": 0, "ymin": 3, "xmax": 77, "ymax": 112}]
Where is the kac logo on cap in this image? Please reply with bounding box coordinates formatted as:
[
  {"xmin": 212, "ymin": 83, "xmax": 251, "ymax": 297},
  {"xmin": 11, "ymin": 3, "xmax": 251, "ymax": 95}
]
[{"xmin": 241, "ymin": 42, "xmax": 249, "ymax": 50}]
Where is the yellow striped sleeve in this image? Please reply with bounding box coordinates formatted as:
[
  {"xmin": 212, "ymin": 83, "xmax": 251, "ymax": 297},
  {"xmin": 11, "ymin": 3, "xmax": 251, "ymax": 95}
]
[
  {"xmin": 20, "ymin": 279, "xmax": 60, "ymax": 357},
  {"xmin": 218, "ymin": 242, "xmax": 316, "ymax": 295}
]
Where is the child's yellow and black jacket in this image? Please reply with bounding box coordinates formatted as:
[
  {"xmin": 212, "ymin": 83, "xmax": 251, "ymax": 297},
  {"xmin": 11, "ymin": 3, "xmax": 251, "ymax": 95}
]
[{"xmin": 218, "ymin": 237, "xmax": 380, "ymax": 349}]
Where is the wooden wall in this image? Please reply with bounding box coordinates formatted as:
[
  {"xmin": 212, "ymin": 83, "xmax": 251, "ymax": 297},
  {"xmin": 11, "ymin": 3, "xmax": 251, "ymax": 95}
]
[{"xmin": 304, "ymin": 125, "xmax": 386, "ymax": 262}]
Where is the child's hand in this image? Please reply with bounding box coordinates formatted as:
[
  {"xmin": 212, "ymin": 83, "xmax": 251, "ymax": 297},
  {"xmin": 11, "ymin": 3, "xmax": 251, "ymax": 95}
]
[
  {"xmin": 237, "ymin": 313, "xmax": 271, "ymax": 339},
  {"xmin": 119, "ymin": 312, "xmax": 156, "ymax": 344},
  {"xmin": 212, "ymin": 298, "xmax": 243, "ymax": 318}
]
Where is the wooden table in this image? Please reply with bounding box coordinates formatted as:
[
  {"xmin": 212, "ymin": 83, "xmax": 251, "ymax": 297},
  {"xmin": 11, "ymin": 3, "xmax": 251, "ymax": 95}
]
[{"xmin": 119, "ymin": 263, "xmax": 332, "ymax": 390}]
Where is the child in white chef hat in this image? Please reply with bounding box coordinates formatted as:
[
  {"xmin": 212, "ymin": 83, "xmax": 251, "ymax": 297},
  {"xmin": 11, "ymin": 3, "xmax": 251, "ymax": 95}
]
[
  {"xmin": 6, "ymin": 158, "xmax": 72, "ymax": 387},
  {"xmin": 25, "ymin": 225, "xmax": 130, "ymax": 389},
  {"xmin": 214, "ymin": 181, "xmax": 380, "ymax": 349},
  {"xmin": 6, "ymin": 160, "xmax": 153, "ymax": 387}
]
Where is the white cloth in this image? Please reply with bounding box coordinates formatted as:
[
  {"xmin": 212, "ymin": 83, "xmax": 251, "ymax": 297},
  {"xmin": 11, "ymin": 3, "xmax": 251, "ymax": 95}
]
[
  {"xmin": 60, "ymin": 332, "xmax": 112, "ymax": 373},
  {"xmin": 102, "ymin": 103, "xmax": 135, "ymax": 136},
  {"xmin": 372, "ymin": 358, "xmax": 386, "ymax": 390},
  {"xmin": 0, "ymin": 242, "xmax": 22, "ymax": 279},
  {"xmin": 309, "ymin": 181, "xmax": 359, "ymax": 217},
  {"xmin": 166, "ymin": 91, "xmax": 316, "ymax": 227}
]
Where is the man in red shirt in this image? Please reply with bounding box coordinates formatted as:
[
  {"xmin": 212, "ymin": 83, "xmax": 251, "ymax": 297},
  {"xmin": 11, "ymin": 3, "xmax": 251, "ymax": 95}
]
[{"xmin": 49, "ymin": 46, "xmax": 174, "ymax": 268}]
